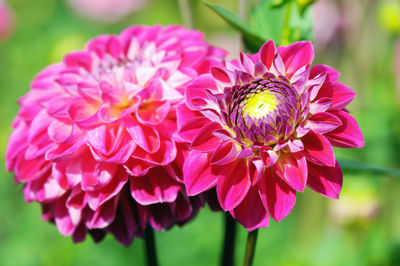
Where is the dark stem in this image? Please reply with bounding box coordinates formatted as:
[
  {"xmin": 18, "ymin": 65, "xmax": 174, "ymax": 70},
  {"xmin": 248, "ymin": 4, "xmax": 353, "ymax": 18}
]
[
  {"xmin": 144, "ymin": 226, "xmax": 159, "ymax": 266},
  {"xmin": 242, "ymin": 229, "xmax": 259, "ymax": 266},
  {"xmin": 221, "ymin": 213, "xmax": 237, "ymax": 266}
]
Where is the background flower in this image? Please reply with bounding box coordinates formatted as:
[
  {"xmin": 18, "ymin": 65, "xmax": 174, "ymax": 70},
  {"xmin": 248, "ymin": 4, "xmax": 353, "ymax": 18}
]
[
  {"xmin": 67, "ymin": 0, "xmax": 148, "ymax": 23},
  {"xmin": 0, "ymin": 0, "xmax": 14, "ymax": 42},
  {"xmin": 6, "ymin": 25, "xmax": 226, "ymax": 245},
  {"xmin": 178, "ymin": 40, "xmax": 364, "ymax": 230}
]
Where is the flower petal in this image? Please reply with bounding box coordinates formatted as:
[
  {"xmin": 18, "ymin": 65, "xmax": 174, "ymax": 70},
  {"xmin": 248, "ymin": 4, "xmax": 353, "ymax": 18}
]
[
  {"xmin": 316, "ymin": 81, "xmax": 356, "ymax": 110},
  {"xmin": 305, "ymin": 112, "xmax": 342, "ymax": 134},
  {"xmin": 302, "ymin": 131, "xmax": 336, "ymax": 167},
  {"xmin": 130, "ymin": 167, "xmax": 181, "ymax": 205},
  {"xmin": 230, "ymin": 186, "xmax": 269, "ymax": 231},
  {"xmin": 275, "ymin": 152, "xmax": 308, "ymax": 192},
  {"xmin": 183, "ymin": 151, "xmax": 218, "ymax": 196},
  {"xmin": 325, "ymin": 110, "xmax": 365, "ymax": 148},
  {"xmin": 216, "ymin": 159, "xmax": 251, "ymax": 211},
  {"xmin": 307, "ymin": 161, "xmax": 342, "ymax": 199},
  {"xmin": 124, "ymin": 117, "xmax": 160, "ymax": 153},
  {"xmin": 136, "ymin": 100, "xmax": 170, "ymax": 125},
  {"xmin": 310, "ymin": 64, "xmax": 340, "ymax": 82},
  {"xmin": 260, "ymin": 40, "xmax": 276, "ymax": 69},
  {"xmin": 278, "ymin": 41, "xmax": 314, "ymax": 78},
  {"xmin": 191, "ymin": 122, "xmax": 223, "ymax": 152},
  {"xmin": 259, "ymin": 168, "xmax": 296, "ymax": 222}
]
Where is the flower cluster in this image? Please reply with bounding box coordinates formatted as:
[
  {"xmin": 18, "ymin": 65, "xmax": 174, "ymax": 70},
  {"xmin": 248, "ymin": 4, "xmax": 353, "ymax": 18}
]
[
  {"xmin": 6, "ymin": 25, "xmax": 226, "ymax": 245},
  {"xmin": 177, "ymin": 41, "xmax": 364, "ymax": 230},
  {"xmin": 7, "ymin": 24, "xmax": 364, "ymax": 244}
]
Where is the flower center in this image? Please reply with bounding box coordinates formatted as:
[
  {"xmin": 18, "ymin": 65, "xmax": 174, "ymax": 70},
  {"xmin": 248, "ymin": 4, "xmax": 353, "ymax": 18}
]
[
  {"xmin": 241, "ymin": 90, "xmax": 280, "ymax": 120},
  {"xmin": 224, "ymin": 74, "xmax": 301, "ymax": 146}
]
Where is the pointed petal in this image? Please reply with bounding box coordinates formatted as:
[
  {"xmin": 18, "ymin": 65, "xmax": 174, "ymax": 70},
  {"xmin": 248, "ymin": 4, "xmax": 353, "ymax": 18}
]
[
  {"xmin": 305, "ymin": 112, "xmax": 342, "ymax": 134},
  {"xmin": 259, "ymin": 168, "xmax": 296, "ymax": 222},
  {"xmin": 191, "ymin": 122, "xmax": 223, "ymax": 152},
  {"xmin": 275, "ymin": 152, "xmax": 308, "ymax": 192},
  {"xmin": 211, "ymin": 67, "xmax": 231, "ymax": 83},
  {"xmin": 302, "ymin": 131, "xmax": 336, "ymax": 167},
  {"xmin": 325, "ymin": 110, "xmax": 365, "ymax": 148},
  {"xmin": 278, "ymin": 41, "xmax": 314, "ymax": 78},
  {"xmin": 316, "ymin": 81, "xmax": 356, "ymax": 110},
  {"xmin": 310, "ymin": 64, "xmax": 340, "ymax": 82},
  {"xmin": 230, "ymin": 186, "xmax": 269, "ymax": 231},
  {"xmin": 260, "ymin": 40, "xmax": 276, "ymax": 69},
  {"xmin": 307, "ymin": 161, "xmax": 342, "ymax": 199},
  {"xmin": 183, "ymin": 151, "xmax": 218, "ymax": 196},
  {"xmin": 216, "ymin": 159, "xmax": 251, "ymax": 211}
]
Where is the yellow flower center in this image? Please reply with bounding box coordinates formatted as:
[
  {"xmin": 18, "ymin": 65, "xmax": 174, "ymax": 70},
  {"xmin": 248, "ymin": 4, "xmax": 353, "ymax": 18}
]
[{"xmin": 242, "ymin": 91, "xmax": 280, "ymax": 120}]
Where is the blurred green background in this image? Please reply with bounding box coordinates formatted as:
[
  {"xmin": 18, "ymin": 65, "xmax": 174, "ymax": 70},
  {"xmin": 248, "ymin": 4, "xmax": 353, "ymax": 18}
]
[{"xmin": 1, "ymin": 0, "xmax": 400, "ymax": 265}]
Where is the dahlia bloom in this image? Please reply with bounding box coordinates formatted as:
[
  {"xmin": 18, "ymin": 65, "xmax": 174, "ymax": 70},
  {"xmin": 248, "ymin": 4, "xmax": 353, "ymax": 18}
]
[
  {"xmin": 0, "ymin": 1, "xmax": 14, "ymax": 41},
  {"xmin": 67, "ymin": 0, "xmax": 147, "ymax": 23},
  {"xmin": 6, "ymin": 25, "xmax": 226, "ymax": 245},
  {"xmin": 178, "ymin": 40, "xmax": 364, "ymax": 230}
]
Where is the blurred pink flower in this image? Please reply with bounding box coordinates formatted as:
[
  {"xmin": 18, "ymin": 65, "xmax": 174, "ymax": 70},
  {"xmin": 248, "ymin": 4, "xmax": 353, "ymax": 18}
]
[
  {"xmin": 178, "ymin": 40, "xmax": 364, "ymax": 230},
  {"xmin": 0, "ymin": 1, "xmax": 14, "ymax": 41},
  {"xmin": 6, "ymin": 25, "xmax": 226, "ymax": 245},
  {"xmin": 312, "ymin": 0, "xmax": 341, "ymax": 50},
  {"xmin": 67, "ymin": 0, "xmax": 148, "ymax": 23}
]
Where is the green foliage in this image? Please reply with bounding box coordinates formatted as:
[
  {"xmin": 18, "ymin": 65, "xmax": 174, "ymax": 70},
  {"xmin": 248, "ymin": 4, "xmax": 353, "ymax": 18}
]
[
  {"xmin": 205, "ymin": 3, "xmax": 266, "ymax": 52},
  {"xmin": 206, "ymin": 0, "xmax": 313, "ymax": 52}
]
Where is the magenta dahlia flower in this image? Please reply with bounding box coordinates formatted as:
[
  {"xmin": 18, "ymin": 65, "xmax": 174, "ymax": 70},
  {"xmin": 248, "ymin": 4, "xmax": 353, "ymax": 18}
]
[
  {"xmin": 178, "ymin": 40, "xmax": 364, "ymax": 230},
  {"xmin": 6, "ymin": 25, "xmax": 226, "ymax": 245}
]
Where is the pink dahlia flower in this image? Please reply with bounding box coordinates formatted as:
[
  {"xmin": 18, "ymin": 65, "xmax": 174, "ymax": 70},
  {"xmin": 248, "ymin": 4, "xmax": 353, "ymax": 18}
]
[
  {"xmin": 67, "ymin": 0, "xmax": 147, "ymax": 23},
  {"xmin": 178, "ymin": 40, "xmax": 364, "ymax": 230},
  {"xmin": 6, "ymin": 25, "xmax": 226, "ymax": 245},
  {"xmin": 0, "ymin": 1, "xmax": 14, "ymax": 41}
]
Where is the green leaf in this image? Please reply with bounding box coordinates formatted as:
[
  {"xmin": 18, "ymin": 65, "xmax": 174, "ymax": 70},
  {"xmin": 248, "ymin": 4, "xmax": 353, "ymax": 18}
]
[
  {"xmin": 289, "ymin": 3, "xmax": 313, "ymax": 42},
  {"xmin": 338, "ymin": 159, "xmax": 400, "ymax": 177},
  {"xmin": 249, "ymin": 0, "xmax": 313, "ymax": 45},
  {"xmin": 250, "ymin": 0, "xmax": 285, "ymax": 44},
  {"xmin": 205, "ymin": 3, "xmax": 266, "ymax": 52}
]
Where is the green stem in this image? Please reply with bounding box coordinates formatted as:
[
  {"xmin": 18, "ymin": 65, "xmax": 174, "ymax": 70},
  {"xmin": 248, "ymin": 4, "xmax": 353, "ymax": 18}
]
[
  {"xmin": 144, "ymin": 226, "xmax": 159, "ymax": 266},
  {"xmin": 242, "ymin": 229, "xmax": 259, "ymax": 266},
  {"xmin": 221, "ymin": 213, "xmax": 237, "ymax": 266},
  {"xmin": 178, "ymin": 0, "xmax": 194, "ymax": 29},
  {"xmin": 280, "ymin": 1, "xmax": 292, "ymax": 45}
]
